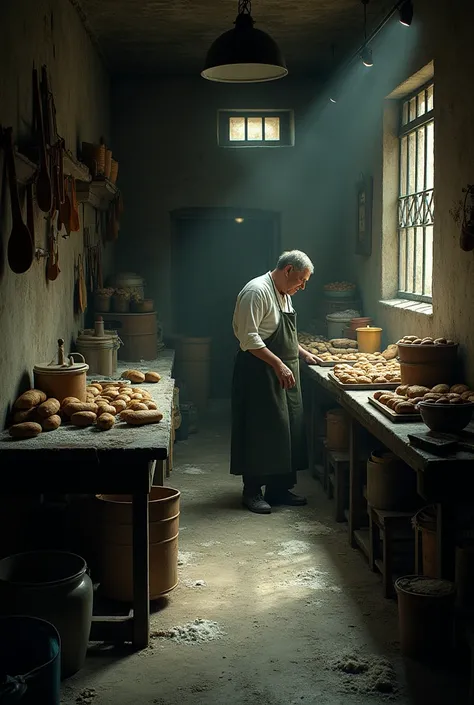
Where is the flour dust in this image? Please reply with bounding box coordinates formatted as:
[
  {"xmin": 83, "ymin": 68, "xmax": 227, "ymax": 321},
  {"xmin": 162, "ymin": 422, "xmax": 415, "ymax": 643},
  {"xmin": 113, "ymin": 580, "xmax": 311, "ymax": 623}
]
[
  {"xmin": 330, "ymin": 653, "xmax": 398, "ymax": 697},
  {"xmin": 151, "ymin": 619, "xmax": 225, "ymax": 645}
]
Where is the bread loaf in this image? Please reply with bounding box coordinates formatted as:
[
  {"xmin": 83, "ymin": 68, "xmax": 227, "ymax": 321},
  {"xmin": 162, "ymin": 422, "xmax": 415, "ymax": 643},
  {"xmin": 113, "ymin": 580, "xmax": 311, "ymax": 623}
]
[
  {"xmin": 36, "ymin": 398, "xmax": 61, "ymax": 419},
  {"xmin": 14, "ymin": 390, "xmax": 47, "ymax": 410},
  {"xmin": 9, "ymin": 422, "xmax": 42, "ymax": 438},
  {"xmin": 41, "ymin": 415, "xmax": 62, "ymax": 431}
]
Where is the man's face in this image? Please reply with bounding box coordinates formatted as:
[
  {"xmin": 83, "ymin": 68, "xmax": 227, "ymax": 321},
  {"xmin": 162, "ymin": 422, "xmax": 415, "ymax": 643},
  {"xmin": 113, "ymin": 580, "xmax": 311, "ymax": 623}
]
[{"xmin": 284, "ymin": 266, "xmax": 311, "ymax": 295}]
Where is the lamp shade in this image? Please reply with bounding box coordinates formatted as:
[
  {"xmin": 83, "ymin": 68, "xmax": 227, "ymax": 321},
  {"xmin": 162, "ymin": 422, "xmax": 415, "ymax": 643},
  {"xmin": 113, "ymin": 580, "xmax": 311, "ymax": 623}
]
[{"xmin": 201, "ymin": 13, "xmax": 287, "ymax": 83}]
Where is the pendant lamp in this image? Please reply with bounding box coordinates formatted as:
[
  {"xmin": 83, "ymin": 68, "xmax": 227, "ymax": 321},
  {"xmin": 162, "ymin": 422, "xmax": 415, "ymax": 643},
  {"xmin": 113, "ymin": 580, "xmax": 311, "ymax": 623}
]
[{"xmin": 201, "ymin": 0, "xmax": 287, "ymax": 83}]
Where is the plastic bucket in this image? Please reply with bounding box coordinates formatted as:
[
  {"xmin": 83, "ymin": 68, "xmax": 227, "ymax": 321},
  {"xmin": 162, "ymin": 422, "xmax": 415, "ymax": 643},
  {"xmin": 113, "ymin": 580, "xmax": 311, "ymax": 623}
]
[
  {"xmin": 0, "ymin": 551, "xmax": 93, "ymax": 678},
  {"xmin": 0, "ymin": 616, "xmax": 61, "ymax": 704},
  {"xmin": 76, "ymin": 335, "xmax": 115, "ymax": 377},
  {"xmin": 395, "ymin": 575, "xmax": 456, "ymax": 664},
  {"xmin": 326, "ymin": 314, "xmax": 354, "ymax": 341}
]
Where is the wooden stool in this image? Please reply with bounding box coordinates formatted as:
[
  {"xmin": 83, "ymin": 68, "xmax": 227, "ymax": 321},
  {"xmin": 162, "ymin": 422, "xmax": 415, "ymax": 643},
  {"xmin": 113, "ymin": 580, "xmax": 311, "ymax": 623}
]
[
  {"xmin": 325, "ymin": 448, "xmax": 350, "ymax": 522},
  {"xmin": 368, "ymin": 505, "xmax": 415, "ymax": 598}
]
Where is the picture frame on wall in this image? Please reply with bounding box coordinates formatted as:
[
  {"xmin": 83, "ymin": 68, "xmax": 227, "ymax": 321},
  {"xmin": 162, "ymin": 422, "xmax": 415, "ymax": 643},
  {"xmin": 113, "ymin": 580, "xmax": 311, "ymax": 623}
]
[{"xmin": 356, "ymin": 172, "xmax": 373, "ymax": 256}]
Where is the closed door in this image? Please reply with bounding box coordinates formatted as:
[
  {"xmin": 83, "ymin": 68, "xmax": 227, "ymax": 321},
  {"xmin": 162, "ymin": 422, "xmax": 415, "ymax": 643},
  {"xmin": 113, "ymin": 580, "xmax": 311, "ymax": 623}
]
[{"xmin": 172, "ymin": 213, "xmax": 277, "ymax": 398}]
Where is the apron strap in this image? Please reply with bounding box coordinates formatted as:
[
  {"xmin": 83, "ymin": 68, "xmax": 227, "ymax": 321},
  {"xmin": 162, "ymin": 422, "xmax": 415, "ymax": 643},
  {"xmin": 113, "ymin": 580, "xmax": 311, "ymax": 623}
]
[{"xmin": 268, "ymin": 273, "xmax": 290, "ymax": 313}]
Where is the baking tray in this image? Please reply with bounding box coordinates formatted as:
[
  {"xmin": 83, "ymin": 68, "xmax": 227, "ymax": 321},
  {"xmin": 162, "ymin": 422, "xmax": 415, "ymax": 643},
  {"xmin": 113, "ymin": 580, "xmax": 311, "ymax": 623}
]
[
  {"xmin": 314, "ymin": 356, "xmax": 358, "ymax": 367},
  {"xmin": 328, "ymin": 371, "xmax": 399, "ymax": 391},
  {"xmin": 368, "ymin": 395, "xmax": 420, "ymax": 423}
]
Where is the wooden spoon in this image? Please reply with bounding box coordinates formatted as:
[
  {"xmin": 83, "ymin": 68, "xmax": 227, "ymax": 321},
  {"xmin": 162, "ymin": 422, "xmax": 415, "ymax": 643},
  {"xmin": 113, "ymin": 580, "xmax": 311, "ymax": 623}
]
[
  {"xmin": 4, "ymin": 127, "xmax": 34, "ymax": 274},
  {"xmin": 32, "ymin": 68, "xmax": 52, "ymax": 213}
]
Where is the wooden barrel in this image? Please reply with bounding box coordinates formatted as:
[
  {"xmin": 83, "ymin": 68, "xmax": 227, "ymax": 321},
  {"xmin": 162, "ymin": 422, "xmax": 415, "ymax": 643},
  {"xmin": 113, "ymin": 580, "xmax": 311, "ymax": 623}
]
[
  {"xmin": 101, "ymin": 312, "xmax": 157, "ymax": 361},
  {"xmin": 175, "ymin": 337, "xmax": 211, "ymax": 411},
  {"xmin": 96, "ymin": 487, "xmax": 180, "ymax": 602},
  {"xmin": 326, "ymin": 408, "xmax": 349, "ymax": 450},
  {"xmin": 366, "ymin": 450, "xmax": 416, "ymax": 510}
]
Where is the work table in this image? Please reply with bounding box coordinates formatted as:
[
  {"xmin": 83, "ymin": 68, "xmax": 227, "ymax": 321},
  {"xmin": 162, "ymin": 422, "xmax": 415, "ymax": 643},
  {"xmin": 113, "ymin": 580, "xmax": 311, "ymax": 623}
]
[
  {"xmin": 0, "ymin": 348, "xmax": 176, "ymax": 651},
  {"xmin": 0, "ymin": 349, "xmax": 175, "ymax": 465},
  {"xmin": 301, "ymin": 363, "xmax": 474, "ymax": 581}
]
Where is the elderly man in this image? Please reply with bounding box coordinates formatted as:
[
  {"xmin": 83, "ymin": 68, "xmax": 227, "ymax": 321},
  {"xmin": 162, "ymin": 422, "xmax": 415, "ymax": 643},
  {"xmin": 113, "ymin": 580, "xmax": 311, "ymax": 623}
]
[{"xmin": 230, "ymin": 250, "xmax": 318, "ymax": 514}]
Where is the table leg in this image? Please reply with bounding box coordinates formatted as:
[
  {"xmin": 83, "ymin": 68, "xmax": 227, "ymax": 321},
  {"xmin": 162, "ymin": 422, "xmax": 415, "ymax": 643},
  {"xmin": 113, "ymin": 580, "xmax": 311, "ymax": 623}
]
[
  {"xmin": 307, "ymin": 385, "xmax": 315, "ymax": 477},
  {"xmin": 132, "ymin": 491, "xmax": 150, "ymax": 649},
  {"xmin": 348, "ymin": 417, "xmax": 361, "ymax": 548},
  {"xmin": 437, "ymin": 503, "xmax": 456, "ymax": 581},
  {"xmin": 154, "ymin": 460, "xmax": 165, "ymax": 486}
]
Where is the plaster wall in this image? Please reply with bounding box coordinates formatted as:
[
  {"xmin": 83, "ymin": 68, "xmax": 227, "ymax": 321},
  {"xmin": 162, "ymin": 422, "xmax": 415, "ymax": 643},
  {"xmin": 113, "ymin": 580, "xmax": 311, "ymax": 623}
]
[{"xmin": 0, "ymin": 0, "xmax": 110, "ymax": 428}]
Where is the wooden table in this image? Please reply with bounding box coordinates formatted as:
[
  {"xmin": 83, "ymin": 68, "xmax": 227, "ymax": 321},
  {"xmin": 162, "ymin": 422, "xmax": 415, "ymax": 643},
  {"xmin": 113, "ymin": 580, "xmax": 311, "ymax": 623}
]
[
  {"xmin": 302, "ymin": 364, "xmax": 474, "ymax": 580},
  {"xmin": 0, "ymin": 350, "xmax": 175, "ymax": 650}
]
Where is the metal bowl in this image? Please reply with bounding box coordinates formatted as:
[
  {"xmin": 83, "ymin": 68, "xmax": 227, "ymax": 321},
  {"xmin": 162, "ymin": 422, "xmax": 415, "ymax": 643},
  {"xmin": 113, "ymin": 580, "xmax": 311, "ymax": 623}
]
[{"xmin": 417, "ymin": 401, "xmax": 474, "ymax": 433}]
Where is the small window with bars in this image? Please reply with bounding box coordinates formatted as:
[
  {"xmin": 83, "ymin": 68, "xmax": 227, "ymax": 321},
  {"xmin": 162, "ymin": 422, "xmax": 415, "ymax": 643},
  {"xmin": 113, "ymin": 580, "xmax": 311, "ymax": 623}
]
[
  {"xmin": 217, "ymin": 110, "xmax": 294, "ymax": 147},
  {"xmin": 398, "ymin": 83, "xmax": 434, "ymax": 302}
]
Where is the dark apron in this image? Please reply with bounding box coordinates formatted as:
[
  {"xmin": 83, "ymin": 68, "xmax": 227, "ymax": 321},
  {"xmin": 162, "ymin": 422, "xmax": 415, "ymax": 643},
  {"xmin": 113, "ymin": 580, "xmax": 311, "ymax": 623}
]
[{"xmin": 230, "ymin": 274, "xmax": 307, "ymax": 480}]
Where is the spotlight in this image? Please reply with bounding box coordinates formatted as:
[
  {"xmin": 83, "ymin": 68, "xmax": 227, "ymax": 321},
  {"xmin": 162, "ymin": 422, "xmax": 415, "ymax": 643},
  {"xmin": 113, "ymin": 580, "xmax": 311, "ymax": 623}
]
[
  {"xmin": 235, "ymin": 217, "xmax": 244, "ymax": 223},
  {"xmin": 398, "ymin": 0, "xmax": 413, "ymax": 26},
  {"xmin": 361, "ymin": 45, "xmax": 373, "ymax": 67},
  {"xmin": 329, "ymin": 96, "xmax": 337, "ymax": 104}
]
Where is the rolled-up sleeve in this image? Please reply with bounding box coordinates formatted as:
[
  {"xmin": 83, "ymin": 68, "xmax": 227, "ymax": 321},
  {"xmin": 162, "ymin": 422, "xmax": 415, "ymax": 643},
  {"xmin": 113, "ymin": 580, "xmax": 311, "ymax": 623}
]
[{"xmin": 233, "ymin": 289, "xmax": 266, "ymax": 351}]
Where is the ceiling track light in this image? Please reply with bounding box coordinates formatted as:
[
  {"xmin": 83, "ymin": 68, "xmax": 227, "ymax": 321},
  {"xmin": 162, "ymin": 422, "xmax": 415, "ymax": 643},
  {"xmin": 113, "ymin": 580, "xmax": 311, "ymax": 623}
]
[
  {"xmin": 329, "ymin": 44, "xmax": 338, "ymax": 103},
  {"xmin": 360, "ymin": 0, "xmax": 374, "ymax": 67},
  {"xmin": 201, "ymin": 0, "xmax": 287, "ymax": 83},
  {"xmin": 398, "ymin": 0, "xmax": 414, "ymax": 26}
]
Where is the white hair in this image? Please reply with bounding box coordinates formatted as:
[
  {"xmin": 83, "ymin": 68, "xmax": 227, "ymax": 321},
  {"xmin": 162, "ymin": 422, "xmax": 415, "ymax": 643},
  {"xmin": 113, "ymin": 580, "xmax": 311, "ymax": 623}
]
[{"xmin": 276, "ymin": 250, "xmax": 314, "ymax": 274}]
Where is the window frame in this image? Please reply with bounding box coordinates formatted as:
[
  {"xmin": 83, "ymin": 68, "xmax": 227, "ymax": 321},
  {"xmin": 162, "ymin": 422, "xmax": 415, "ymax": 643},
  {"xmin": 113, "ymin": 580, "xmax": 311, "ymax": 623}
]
[
  {"xmin": 397, "ymin": 81, "xmax": 434, "ymax": 304},
  {"xmin": 217, "ymin": 109, "xmax": 294, "ymax": 148}
]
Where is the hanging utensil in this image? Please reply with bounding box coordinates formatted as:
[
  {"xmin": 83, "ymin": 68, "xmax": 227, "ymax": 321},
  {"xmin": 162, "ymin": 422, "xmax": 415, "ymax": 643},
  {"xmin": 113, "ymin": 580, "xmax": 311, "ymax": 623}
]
[
  {"xmin": 59, "ymin": 175, "xmax": 71, "ymax": 237},
  {"xmin": 3, "ymin": 127, "xmax": 34, "ymax": 274},
  {"xmin": 26, "ymin": 182, "xmax": 35, "ymax": 244},
  {"xmin": 46, "ymin": 223, "xmax": 60, "ymax": 281},
  {"xmin": 32, "ymin": 68, "xmax": 52, "ymax": 213},
  {"xmin": 69, "ymin": 178, "xmax": 80, "ymax": 231},
  {"xmin": 77, "ymin": 254, "xmax": 87, "ymax": 313}
]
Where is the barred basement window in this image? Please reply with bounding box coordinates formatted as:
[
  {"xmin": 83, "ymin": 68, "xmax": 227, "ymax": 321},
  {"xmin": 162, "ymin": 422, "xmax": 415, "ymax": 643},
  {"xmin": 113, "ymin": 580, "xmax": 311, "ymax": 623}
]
[
  {"xmin": 398, "ymin": 83, "xmax": 434, "ymax": 302},
  {"xmin": 217, "ymin": 110, "xmax": 294, "ymax": 147}
]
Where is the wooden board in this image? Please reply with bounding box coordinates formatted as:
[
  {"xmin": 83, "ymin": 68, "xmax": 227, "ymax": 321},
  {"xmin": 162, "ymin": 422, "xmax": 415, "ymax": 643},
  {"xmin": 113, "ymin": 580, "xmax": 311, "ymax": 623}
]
[
  {"xmin": 328, "ymin": 371, "xmax": 398, "ymax": 391},
  {"xmin": 408, "ymin": 432, "xmax": 458, "ymax": 455},
  {"xmin": 368, "ymin": 395, "xmax": 421, "ymax": 423}
]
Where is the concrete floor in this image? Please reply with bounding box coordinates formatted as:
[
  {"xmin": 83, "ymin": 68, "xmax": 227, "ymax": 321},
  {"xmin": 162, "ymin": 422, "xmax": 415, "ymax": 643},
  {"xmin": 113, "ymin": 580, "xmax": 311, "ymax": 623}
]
[{"xmin": 63, "ymin": 402, "xmax": 467, "ymax": 705}]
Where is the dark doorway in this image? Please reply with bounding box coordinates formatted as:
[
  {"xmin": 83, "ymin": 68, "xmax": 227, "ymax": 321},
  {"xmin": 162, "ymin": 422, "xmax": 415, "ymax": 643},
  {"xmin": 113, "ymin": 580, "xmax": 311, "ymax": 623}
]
[{"xmin": 171, "ymin": 208, "xmax": 280, "ymax": 399}]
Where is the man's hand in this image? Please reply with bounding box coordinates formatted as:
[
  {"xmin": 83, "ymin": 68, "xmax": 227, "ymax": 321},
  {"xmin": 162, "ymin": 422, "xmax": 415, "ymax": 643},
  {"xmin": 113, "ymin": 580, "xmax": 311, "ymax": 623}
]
[
  {"xmin": 301, "ymin": 352, "xmax": 318, "ymax": 365},
  {"xmin": 274, "ymin": 362, "xmax": 296, "ymax": 389}
]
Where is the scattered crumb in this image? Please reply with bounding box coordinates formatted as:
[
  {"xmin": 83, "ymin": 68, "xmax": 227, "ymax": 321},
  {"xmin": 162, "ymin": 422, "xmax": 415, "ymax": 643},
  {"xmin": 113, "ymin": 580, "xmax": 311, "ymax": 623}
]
[
  {"xmin": 292, "ymin": 520, "xmax": 334, "ymax": 536},
  {"xmin": 179, "ymin": 464, "xmax": 208, "ymax": 475},
  {"xmin": 200, "ymin": 540, "xmax": 222, "ymax": 548},
  {"xmin": 76, "ymin": 688, "xmax": 96, "ymax": 704},
  {"xmin": 330, "ymin": 653, "xmax": 397, "ymax": 696},
  {"xmin": 277, "ymin": 540, "xmax": 311, "ymax": 557},
  {"xmin": 151, "ymin": 619, "xmax": 225, "ymax": 644},
  {"xmin": 285, "ymin": 568, "xmax": 342, "ymax": 592},
  {"xmin": 178, "ymin": 551, "xmax": 196, "ymax": 567},
  {"xmin": 182, "ymin": 579, "xmax": 207, "ymax": 588}
]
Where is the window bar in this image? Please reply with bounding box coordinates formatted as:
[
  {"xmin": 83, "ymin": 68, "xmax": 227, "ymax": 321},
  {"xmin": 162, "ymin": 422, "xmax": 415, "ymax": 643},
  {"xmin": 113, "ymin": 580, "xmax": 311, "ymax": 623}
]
[
  {"xmin": 244, "ymin": 118, "xmax": 248, "ymax": 141},
  {"xmin": 413, "ymin": 128, "xmax": 419, "ymax": 293},
  {"xmin": 405, "ymin": 131, "xmax": 410, "ymax": 293},
  {"xmin": 422, "ymin": 123, "xmax": 428, "ymax": 296}
]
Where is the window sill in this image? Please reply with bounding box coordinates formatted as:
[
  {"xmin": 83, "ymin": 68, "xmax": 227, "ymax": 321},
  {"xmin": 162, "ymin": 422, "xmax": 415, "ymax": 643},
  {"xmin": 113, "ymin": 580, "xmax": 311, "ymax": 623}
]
[{"xmin": 379, "ymin": 298, "xmax": 433, "ymax": 316}]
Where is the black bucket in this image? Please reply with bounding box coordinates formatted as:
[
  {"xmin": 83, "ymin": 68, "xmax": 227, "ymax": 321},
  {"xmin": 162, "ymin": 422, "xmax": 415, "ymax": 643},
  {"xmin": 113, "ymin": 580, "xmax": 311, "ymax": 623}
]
[{"xmin": 0, "ymin": 615, "xmax": 60, "ymax": 704}]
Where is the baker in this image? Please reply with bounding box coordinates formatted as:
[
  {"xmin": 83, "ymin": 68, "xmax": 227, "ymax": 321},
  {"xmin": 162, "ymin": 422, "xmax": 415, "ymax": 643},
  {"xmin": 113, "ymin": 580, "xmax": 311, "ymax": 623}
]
[{"xmin": 231, "ymin": 250, "xmax": 318, "ymax": 514}]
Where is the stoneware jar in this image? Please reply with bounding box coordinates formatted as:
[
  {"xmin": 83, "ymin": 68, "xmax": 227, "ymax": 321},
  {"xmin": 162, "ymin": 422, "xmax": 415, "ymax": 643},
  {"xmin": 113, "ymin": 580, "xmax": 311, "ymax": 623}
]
[{"xmin": 0, "ymin": 550, "xmax": 93, "ymax": 678}]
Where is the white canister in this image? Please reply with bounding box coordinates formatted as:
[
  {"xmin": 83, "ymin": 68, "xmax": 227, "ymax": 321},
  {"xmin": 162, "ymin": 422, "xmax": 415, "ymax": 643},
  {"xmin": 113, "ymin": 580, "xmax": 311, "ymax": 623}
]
[
  {"xmin": 112, "ymin": 272, "xmax": 145, "ymax": 299},
  {"xmin": 326, "ymin": 311, "xmax": 359, "ymax": 340},
  {"xmin": 76, "ymin": 334, "xmax": 115, "ymax": 377}
]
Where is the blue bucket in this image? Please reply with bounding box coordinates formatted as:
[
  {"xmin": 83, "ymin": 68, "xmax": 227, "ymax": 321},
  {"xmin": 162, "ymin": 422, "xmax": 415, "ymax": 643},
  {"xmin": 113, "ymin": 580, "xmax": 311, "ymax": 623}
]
[{"xmin": 0, "ymin": 616, "xmax": 60, "ymax": 704}]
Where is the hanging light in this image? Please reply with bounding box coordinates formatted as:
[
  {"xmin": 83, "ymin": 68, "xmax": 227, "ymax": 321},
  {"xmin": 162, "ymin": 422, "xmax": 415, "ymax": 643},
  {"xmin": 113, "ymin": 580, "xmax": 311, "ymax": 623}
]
[
  {"xmin": 360, "ymin": 0, "xmax": 373, "ymax": 67},
  {"xmin": 361, "ymin": 45, "xmax": 373, "ymax": 67},
  {"xmin": 398, "ymin": 0, "xmax": 413, "ymax": 26},
  {"xmin": 201, "ymin": 0, "xmax": 287, "ymax": 83},
  {"xmin": 329, "ymin": 44, "xmax": 338, "ymax": 103}
]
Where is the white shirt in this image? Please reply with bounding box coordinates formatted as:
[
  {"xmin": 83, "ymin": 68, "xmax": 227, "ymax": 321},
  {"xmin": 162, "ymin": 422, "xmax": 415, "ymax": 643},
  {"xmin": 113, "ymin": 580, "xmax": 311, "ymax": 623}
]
[{"xmin": 232, "ymin": 272, "xmax": 294, "ymax": 351}]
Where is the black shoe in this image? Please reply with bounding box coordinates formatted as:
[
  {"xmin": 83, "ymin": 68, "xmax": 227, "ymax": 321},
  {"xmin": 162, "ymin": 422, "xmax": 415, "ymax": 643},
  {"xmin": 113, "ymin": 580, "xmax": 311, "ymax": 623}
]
[
  {"xmin": 242, "ymin": 493, "xmax": 272, "ymax": 514},
  {"xmin": 264, "ymin": 490, "xmax": 307, "ymax": 507}
]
